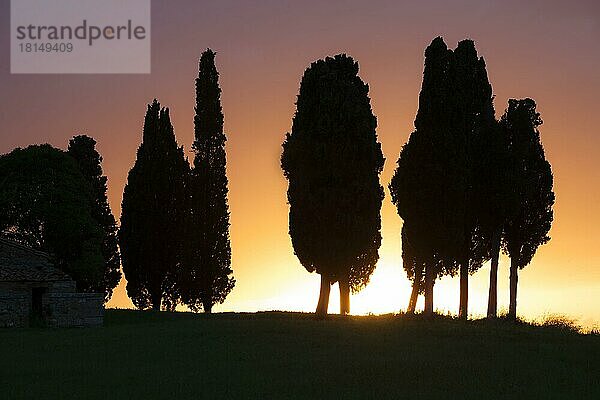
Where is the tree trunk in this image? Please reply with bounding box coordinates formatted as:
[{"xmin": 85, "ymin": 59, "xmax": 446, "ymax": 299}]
[
  {"xmin": 202, "ymin": 286, "xmax": 213, "ymax": 313},
  {"xmin": 151, "ymin": 292, "xmax": 161, "ymax": 311},
  {"xmin": 339, "ymin": 275, "xmax": 350, "ymax": 315},
  {"xmin": 424, "ymin": 266, "xmax": 434, "ymax": 317},
  {"xmin": 508, "ymin": 256, "xmax": 519, "ymax": 321},
  {"xmin": 487, "ymin": 229, "xmax": 501, "ymax": 318},
  {"xmin": 459, "ymin": 259, "xmax": 468, "ymax": 320},
  {"xmin": 315, "ymin": 274, "xmax": 331, "ymax": 318},
  {"xmin": 407, "ymin": 264, "xmax": 423, "ymax": 314}
]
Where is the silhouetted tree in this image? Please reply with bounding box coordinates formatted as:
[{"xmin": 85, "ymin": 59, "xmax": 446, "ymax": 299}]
[
  {"xmin": 390, "ymin": 37, "xmax": 464, "ymax": 316},
  {"xmin": 0, "ymin": 145, "xmax": 104, "ymax": 290},
  {"xmin": 500, "ymin": 99, "xmax": 554, "ymax": 320},
  {"xmin": 282, "ymin": 54, "xmax": 384, "ymax": 317},
  {"xmin": 449, "ymin": 39, "xmax": 497, "ymax": 320},
  {"xmin": 68, "ymin": 135, "xmax": 121, "ymax": 303},
  {"xmin": 180, "ymin": 49, "xmax": 235, "ymax": 313},
  {"xmin": 120, "ymin": 100, "xmax": 188, "ymax": 311}
]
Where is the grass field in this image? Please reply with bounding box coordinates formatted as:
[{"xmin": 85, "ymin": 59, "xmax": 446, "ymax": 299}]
[{"xmin": 1, "ymin": 310, "xmax": 599, "ymax": 399}]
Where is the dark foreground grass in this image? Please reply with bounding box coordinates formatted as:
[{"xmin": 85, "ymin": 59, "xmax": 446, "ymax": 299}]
[{"xmin": 1, "ymin": 310, "xmax": 599, "ymax": 399}]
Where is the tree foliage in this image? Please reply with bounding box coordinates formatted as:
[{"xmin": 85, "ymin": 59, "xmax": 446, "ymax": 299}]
[
  {"xmin": 0, "ymin": 144, "xmax": 104, "ymax": 290},
  {"xmin": 68, "ymin": 135, "xmax": 121, "ymax": 302},
  {"xmin": 502, "ymin": 99, "xmax": 554, "ymax": 268},
  {"xmin": 120, "ymin": 100, "xmax": 188, "ymax": 311},
  {"xmin": 449, "ymin": 39, "xmax": 498, "ymax": 271},
  {"xmin": 180, "ymin": 49, "xmax": 235, "ymax": 313},
  {"xmin": 281, "ymin": 54, "xmax": 384, "ymax": 314}
]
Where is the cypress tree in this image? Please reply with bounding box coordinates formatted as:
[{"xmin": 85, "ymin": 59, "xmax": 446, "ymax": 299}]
[
  {"xmin": 180, "ymin": 49, "xmax": 234, "ymax": 313},
  {"xmin": 68, "ymin": 135, "xmax": 121, "ymax": 303},
  {"xmin": 501, "ymin": 98, "xmax": 554, "ymax": 320},
  {"xmin": 390, "ymin": 37, "xmax": 464, "ymax": 316},
  {"xmin": 282, "ymin": 54, "xmax": 385, "ymax": 317},
  {"xmin": 120, "ymin": 100, "xmax": 188, "ymax": 311},
  {"xmin": 449, "ymin": 40, "xmax": 497, "ymax": 320}
]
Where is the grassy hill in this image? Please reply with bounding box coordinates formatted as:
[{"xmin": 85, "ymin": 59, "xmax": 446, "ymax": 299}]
[{"xmin": 1, "ymin": 310, "xmax": 598, "ymax": 399}]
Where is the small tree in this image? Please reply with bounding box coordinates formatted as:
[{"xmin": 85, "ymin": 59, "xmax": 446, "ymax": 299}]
[
  {"xmin": 0, "ymin": 144, "xmax": 104, "ymax": 290},
  {"xmin": 501, "ymin": 99, "xmax": 554, "ymax": 320},
  {"xmin": 68, "ymin": 135, "xmax": 121, "ymax": 303},
  {"xmin": 282, "ymin": 54, "xmax": 384, "ymax": 317},
  {"xmin": 180, "ymin": 49, "xmax": 235, "ymax": 313},
  {"xmin": 120, "ymin": 100, "xmax": 188, "ymax": 311}
]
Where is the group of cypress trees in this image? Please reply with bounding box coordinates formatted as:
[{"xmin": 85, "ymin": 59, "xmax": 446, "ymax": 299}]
[
  {"xmin": 119, "ymin": 49, "xmax": 234, "ymax": 312},
  {"xmin": 388, "ymin": 37, "xmax": 553, "ymax": 320},
  {"xmin": 0, "ymin": 38, "xmax": 554, "ymax": 320},
  {"xmin": 282, "ymin": 37, "xmax": 554, "ymax": 320}
]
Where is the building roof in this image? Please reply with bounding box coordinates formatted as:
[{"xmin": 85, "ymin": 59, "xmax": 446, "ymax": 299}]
[{"xmin": 0, "ymin": 238, "xmax": 71, "ymax": 282}]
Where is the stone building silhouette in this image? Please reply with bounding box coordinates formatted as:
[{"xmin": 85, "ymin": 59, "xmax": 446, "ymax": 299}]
[{"xmin": 0, "ymin": 238, "xmax": 103, "ymax": 327}]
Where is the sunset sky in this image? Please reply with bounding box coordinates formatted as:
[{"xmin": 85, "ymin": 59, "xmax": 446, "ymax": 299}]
[{"xmin": 1, "ymin": 0, "xmax": 598, "ymax": 327}]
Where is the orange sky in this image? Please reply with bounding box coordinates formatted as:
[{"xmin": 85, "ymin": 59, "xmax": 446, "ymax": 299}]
[{"xmin": 1, "ymin": 0, "xmax": 598, "ymax": 327}]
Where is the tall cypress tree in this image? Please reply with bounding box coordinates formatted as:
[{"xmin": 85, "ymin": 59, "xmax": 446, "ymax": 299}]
[
  {"xmin": 282, "ymin": 54, "xmax": 385, "ymax": 317},
  {"xmin": 120, "ymin": 100, "xmax": 188, "ymax": 311},
  {"xmin": 449, "ymin": 40, "xmax": 497, "ymax": 320},
  {"xmin": 68, "ymin": 135, "xmax": 121, "ymax": 303},
  {"xmin": 390, "ymin": 37, "xmax": 464, "ymax": 316},
  {"xmin": 180, "ymin": 49, "xmax": 234, "ymax": 313},
  {"xmin": 501, "ymin": 98, "xmax": 554, "ymax": 320}
]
